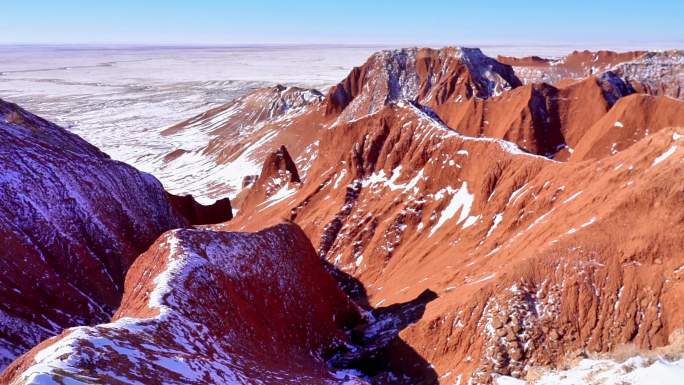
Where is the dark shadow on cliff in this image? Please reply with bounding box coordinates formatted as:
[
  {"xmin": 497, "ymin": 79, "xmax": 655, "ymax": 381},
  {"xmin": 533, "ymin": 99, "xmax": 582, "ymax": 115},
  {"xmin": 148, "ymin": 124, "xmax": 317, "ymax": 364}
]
[
  {"xmin": 167, "ymin": 192, "xmax": 233, "ymax": 225},
  {"xmin": 322, "ymin": 260, "xmax": 439, "ymax": 385}
]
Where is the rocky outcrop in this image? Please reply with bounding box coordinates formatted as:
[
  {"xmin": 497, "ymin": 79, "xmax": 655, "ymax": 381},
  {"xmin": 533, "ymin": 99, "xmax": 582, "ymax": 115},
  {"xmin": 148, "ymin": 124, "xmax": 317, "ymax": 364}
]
[
  {"xmin": 324, "ymin": 47, "xmax": 521, "ymax": 122},
  {"xmin": 1, "ymin": 224, "xmax": 365, "ymax": 385},
  {"xmin": 498, "ymin": 50, "xmax": 647, "ymax": 84},
  {"xmin": 610, "ymin": 50, "xmax": 684, "ymax": 99},
  {"xmin": 321, "ymin": 48, "xmax": 645, "ymax": 157},
  {"xmin": 237, "ymin": 145, "xmax": 302, "ymax": 213},
  {"xmin": 0, "ymin": 99, "xmax": 215, "ymax": 369}
]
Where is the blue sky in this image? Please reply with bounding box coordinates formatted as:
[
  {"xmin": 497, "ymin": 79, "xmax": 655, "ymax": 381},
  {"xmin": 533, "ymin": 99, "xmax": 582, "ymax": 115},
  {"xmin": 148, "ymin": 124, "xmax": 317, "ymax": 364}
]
[{"xmin": 1, "ymin": 0, "xmax": 682, "ymax": 47}]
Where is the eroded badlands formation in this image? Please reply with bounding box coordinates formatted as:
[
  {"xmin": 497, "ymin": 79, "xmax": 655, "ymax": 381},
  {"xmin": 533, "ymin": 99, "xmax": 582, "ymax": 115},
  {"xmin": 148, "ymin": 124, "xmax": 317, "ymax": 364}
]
[
  {"xmin": 2, "ymin": 47, "xmax": 684, "ymax": 385},
  {"xmin": 0, "ymin": 99, "xmax": 232, "ymax": 369}
]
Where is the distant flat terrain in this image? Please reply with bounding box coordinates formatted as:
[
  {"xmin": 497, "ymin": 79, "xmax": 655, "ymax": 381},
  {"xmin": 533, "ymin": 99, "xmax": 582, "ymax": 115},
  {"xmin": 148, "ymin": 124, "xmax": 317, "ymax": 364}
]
[{"xmin": 0, "ymin": 45, "xmax": 382, "ymax": 172}]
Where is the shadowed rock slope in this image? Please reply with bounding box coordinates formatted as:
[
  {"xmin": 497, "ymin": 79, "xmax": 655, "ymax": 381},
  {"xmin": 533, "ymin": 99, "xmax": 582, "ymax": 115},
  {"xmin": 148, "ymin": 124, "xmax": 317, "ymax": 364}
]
[{"xmin": 0, "ymin": 99, "xmax": 231, "ymax": 369}]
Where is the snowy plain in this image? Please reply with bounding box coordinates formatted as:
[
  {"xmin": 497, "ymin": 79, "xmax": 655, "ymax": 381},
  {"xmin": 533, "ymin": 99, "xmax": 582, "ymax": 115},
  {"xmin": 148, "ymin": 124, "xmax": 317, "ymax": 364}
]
[{"xmin": 0, "ymin": 45, "xmax": 391, "ymax": 200}]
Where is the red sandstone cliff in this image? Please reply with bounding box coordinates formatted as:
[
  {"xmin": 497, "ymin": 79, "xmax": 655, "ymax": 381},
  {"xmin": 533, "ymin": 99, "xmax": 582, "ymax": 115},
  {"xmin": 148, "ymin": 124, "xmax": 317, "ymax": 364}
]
[{"xmin": 224, "ymin": 99, "xmax": 684, "ymax": 383}]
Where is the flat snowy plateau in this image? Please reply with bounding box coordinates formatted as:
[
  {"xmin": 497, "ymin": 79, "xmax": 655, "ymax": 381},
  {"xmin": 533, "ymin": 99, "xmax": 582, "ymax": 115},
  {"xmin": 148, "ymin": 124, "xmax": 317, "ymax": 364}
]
[{"xmin": 0, "ymin": 45, "xmax": 381, "ymax": 197}]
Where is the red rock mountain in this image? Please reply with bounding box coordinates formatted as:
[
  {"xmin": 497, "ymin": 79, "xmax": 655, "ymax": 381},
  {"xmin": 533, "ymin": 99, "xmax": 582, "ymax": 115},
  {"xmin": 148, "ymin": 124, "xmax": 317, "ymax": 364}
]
[
  {"xmin": 214, "ymin": 48, "xmax": 684, "ymax": 383},
  {"xmin": 235, "ymin": 145, "xmax": 302, "ymax": 211},
  {"xmin": 1, "ymin": 224, "xmax": 369, "ymax": 385},
  {"xmin": 154, "ymin": 48, "xmax": 684, "ymax": 208},
  {"xmin": 4, "ymin": 47, "xmax": 684, "ymax": 385},
  {"xmin": 226, "ymin": 100, "xmax": 684, "ymax": 384},
  {"xmin": 500, "ymin": 49, "xmax": 684, "ymax": 99},
  {"xmin": 0, "ymin": 99, "xmax": 231, "ymax": 369}
]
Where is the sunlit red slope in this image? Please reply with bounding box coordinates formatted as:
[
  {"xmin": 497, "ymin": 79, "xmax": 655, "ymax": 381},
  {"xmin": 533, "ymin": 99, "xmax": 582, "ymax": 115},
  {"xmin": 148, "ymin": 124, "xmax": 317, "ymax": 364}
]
[{"xmin": 224, "ymin": 98, "xmax": 684, "ymax": 383}]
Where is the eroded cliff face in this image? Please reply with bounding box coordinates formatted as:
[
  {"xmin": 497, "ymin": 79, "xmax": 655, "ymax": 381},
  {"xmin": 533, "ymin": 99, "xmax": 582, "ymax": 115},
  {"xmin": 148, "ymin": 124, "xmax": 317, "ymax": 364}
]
[
  {"xmin": 0, "ymin": 99, "xmax": 230, "ymax": 369},
  {"xmin": 209, "ymin": 48, "xmax": 684, "ymax": 383},
  {"xmin": 224, "ymin": 98, "xmax": 684, "ymax": 383},
  {"xmin": 2, "ymin": 224, "xmax": 372, "ymax": 385},
  {"xmin": 499, "ymin": 49, "xmax": 684, "ymax": 99},
  {"xmin": 4, "ymin": 47, "xmax": 684, "ymax": 385}
]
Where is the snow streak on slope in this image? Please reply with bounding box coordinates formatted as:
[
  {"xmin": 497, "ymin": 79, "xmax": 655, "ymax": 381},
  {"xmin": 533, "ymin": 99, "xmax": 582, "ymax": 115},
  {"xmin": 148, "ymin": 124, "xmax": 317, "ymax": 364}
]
[{"xmin": 429, "ymin": 182, "xmax": 475, "ymax": 237}]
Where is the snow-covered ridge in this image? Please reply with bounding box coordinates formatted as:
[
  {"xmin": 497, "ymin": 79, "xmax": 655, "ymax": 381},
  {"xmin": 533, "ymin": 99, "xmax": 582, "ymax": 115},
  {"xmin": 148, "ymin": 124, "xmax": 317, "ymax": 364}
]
[
  {"xmin": 401, "ymin": 102, "xmax": 552, "ymax": 160},
  {"xmin": 334, "ymin": 47, "xmax": 520, "ymax": 124},
  {"xmin": 8, "ymin": 225, "xmax": 365, "ymax": 385},
  {"xmin": 139, "ymin": 85, "xmax": 323, "ymax": 204},
  {"xmin": 332, "ymin": 99, "xmax": 546, "ymax": 161}
]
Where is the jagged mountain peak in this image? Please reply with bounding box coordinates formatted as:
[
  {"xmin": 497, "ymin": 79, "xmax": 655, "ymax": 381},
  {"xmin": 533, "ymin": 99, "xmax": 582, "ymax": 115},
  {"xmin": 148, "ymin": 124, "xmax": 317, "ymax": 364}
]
[
  {"xmin": 323, "ymin": 46, "xmax": 521, "ymax": 121},
  {"xmin": 263, "ymin": 144, "xmax": 301, "ymax": 183}
]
